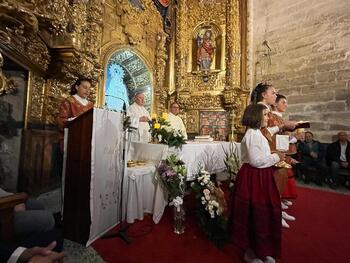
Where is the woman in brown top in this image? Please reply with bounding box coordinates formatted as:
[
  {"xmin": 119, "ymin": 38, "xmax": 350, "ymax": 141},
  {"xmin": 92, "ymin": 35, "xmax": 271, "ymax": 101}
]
[{"xmin": 57, "ymin": 78, "xmax": 94, "ymax": 151}]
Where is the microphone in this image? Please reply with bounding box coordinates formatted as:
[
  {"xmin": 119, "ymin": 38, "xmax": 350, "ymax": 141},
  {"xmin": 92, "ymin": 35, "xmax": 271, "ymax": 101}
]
[{"xmin": 105, "ymin": 94, "xmax": 127, "ymax": 114}]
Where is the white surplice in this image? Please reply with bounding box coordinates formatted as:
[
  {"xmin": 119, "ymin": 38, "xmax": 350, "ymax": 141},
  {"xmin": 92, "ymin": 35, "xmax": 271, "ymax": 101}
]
[
  {"xmin": 126, "ymin": 103, "xmax": 151, "ymax": 143},
  {"xmin": 168, "ymin": 113, "xmax": 188, "ymax": 140}
]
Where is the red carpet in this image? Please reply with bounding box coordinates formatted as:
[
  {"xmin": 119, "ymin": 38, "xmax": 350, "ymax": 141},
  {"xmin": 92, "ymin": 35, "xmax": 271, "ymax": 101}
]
[{"xmin": 92, "ymin": 187, "xmax": 350, "ymax": 263}]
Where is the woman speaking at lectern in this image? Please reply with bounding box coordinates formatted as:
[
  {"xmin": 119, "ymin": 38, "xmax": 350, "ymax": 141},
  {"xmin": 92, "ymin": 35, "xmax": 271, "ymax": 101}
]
[{"xmin": 57, "ymin": 78, "xmax": 94, "ymax": 152}]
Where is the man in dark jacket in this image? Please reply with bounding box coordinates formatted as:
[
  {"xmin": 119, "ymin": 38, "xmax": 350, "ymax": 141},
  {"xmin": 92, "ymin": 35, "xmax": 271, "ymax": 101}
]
[
  {"xmin": 326, "ymin": 131, "xmax": 350, "ymax": 188},
  {"xmin": 297, "ymin": 131, "xmax": 326, "ymax": 185}
]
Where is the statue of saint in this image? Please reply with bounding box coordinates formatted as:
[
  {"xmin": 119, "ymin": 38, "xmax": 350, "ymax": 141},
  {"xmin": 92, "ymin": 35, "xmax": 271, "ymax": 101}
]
[
  {"xmin": 105, "ymin": 64, "xmax": 129, "ymax": 111},
  {"xmin": 196, "ymin": 29, "xmax": 216, "ymax": 71}
]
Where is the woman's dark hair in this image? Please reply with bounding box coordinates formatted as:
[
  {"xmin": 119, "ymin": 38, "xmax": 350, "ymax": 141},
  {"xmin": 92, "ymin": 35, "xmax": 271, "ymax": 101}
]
[
  {"xmin": 242, "ymin": 104, "xmax": 266, "ymax": 129},
  {"xmin": 69, "ymin": 78, "xmax": 92, "ymax": 95},
  {"xmin": 250, "ymin": 83, "xmax": 273, "ymax": 104},
  {"xmin": 276, "ymin": 94, "xmax": 287, "ymax": 103}
]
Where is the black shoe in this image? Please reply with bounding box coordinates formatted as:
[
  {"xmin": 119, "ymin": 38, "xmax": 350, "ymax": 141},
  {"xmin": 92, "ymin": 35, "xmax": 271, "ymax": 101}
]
[
  {"xmin": 330, "ymin": 183, "xmax": 338, "ymax": 189},
  {"xmin": 315, "ymin": 181, "xmax": 323, "ymax": 186}
]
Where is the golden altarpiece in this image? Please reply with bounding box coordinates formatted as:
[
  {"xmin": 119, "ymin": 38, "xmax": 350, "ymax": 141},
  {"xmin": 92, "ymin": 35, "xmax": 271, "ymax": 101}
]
[{"xmin": 0, "ymin": 0, "xmax": 248, "ymax": 194}]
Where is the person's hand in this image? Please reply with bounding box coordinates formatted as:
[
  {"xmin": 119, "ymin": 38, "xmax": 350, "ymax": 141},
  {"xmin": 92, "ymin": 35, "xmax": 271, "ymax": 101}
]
[
  {"xmin": 139, "ymin": 116, "xmax": 149, "ymax": 122},
  {"xmin": 283, "ymin": 121, "xmax": 298, "ymax": 131},
  {"xmin": 29, "ymin": 252, "xmax": 66, "ymax": 263},
  {"xmin": 341, "ymin": 161, "xmax": 349, "ymax": 168},
  {"xmin": 14, "ymin": 203, "xmax": 26, "ymax": 212},
  {"xmin": 310, "ymin": 152, "xmax": 318, "ymax": 159},
  {"xmin": 19, "ymin": 241, "xmax": 65, "ymax": 263},
  {"xmin": 290, "ymin": 158, "xmax": 299, "ymax": 165},
  {"xmin": 276, "ymin": 152, "xmax": 286, "ymax": 161}
]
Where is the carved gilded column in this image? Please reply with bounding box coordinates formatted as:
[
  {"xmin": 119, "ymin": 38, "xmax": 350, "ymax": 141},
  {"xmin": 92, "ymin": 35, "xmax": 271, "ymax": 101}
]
[
  {"xmin": 224, "ymin": 0, "xmax": 248, "ymax": 139},
  {"xmin": 26, "ymin": 74, "xmax": 46, "ymax": 125},
  {"xmin": 154, "ymin": 32, "xmax": 168, "ymax": 113},
  {"xmin": 224, "ymin": 0, "xmax": 238, "ymax": 138},
  {"xmin": 175, "ymin": 0, "xmax": 188, "ymax": 93}
]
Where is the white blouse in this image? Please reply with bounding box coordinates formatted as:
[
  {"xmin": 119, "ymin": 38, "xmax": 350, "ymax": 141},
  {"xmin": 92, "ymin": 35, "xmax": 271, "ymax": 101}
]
[{"xmin": 241, "ymin": 128, "xmax": 280, "ymax": 168}]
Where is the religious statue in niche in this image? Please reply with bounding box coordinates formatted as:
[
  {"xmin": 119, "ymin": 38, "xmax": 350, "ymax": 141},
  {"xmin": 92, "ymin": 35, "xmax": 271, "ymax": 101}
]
[
  {"xmin": 196, "ymin": 29, "xmax": 216, "ymax": 71},
  {"xmin": 105, "ymin": 64, "xmax": 130, "ymax": 111}
]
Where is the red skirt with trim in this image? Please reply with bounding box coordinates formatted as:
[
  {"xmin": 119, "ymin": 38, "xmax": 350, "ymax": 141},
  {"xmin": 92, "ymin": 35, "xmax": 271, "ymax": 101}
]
[
  {"xmin": 229, "ymin": 163, "xmax": 282, "ymax": 259},
  {"xmin": 281, "ymin": 169, "xmax": 297, "ymax": 199}
]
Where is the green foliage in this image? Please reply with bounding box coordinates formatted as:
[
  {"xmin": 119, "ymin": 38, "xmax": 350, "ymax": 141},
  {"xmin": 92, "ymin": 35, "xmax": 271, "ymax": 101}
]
[
  {"xmin": 222, "ymin": 142, "xmax": 241, "ymax": 189},
  {"xmin": 157, "ymin": 154, "xmax": 187, "ymax": 199},
  {"xmin": 149, "ymin": 117, "xmax": 186, "ymax": 149},
  {"xmin": 191, "ymin": 170, "xmax": 230, "ymax": 247}
]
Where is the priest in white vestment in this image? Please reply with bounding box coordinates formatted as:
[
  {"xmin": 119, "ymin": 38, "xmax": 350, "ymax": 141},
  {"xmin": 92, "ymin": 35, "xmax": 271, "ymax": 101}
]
[
  {"xmin": 168, "ymin": 102, "xmax": 188, "ymax": 140},
  {"xmin": 126, "ymin": 92, "xmax": 151, "ymax": 142}
]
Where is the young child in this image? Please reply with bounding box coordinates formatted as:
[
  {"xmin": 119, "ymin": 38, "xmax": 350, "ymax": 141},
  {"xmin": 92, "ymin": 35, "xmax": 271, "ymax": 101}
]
[{"xmin": 230, "ymin": 104, "xmax": 284, "ymax": 263}]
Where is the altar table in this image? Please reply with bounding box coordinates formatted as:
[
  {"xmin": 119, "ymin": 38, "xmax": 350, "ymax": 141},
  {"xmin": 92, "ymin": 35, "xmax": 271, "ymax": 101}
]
[{"xmin": 125, "ymin": 141, "xmax": 240, "ymax": 224}]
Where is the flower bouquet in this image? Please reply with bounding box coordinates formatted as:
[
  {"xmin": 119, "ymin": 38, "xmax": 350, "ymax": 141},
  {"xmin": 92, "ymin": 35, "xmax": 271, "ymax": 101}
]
[
  {"xmin": 222, "ymin": 142, "xmax": 241, "ymax": 189},
  {"xmin": 149, "ymin": 113, "xmax": 186, "ymax": 148},
  {"xmin": 191, "ymin": 169, "xmax": 229, "ymax": 246},
  {"xmin": 157, "ymin": 154, "xmax": 187, "ymax": 234}
]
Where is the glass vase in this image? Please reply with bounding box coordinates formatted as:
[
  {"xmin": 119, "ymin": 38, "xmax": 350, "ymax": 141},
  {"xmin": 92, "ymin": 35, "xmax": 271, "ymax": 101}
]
[{"xmin": 173, "ymin": 204, "xmax": 185, "ymax": 234}]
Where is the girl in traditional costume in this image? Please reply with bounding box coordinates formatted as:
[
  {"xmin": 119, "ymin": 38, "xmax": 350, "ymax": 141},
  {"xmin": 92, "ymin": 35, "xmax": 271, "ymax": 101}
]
[
  {"xmin": 230, "ymin": 104, "xmax": 284, "ymax": 263},
  {"xmin": 250, "ymin": 84, "xmax": 297, "ymax": 229},
  {"xmin": 271, "ymin": 95, "xmax": 299, "ymax": 201}
]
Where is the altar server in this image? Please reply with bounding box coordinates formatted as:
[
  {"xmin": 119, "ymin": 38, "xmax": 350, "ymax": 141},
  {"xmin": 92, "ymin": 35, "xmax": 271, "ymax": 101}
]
[{"xmin": 168, "ymin": 102, "xmax": 188, "ymax": 140}]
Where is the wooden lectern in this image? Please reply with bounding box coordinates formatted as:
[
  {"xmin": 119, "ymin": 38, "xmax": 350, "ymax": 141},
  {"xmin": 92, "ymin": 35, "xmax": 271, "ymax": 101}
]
[{"xmin": 63, "ymin": 108, "xmax": 93, "ymax": 245}]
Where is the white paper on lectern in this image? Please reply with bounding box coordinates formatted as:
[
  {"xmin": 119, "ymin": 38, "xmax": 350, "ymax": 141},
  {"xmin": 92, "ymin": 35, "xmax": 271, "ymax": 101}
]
[{"xmin": 276, "ymin": 135, "xmax": 289, "ymax": 151}]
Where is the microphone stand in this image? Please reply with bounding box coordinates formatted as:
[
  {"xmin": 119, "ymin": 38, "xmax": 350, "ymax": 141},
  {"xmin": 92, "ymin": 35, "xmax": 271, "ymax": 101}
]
[{"xmin": 102, "ymin": 101, "xmax": 132, "ymax": 244}]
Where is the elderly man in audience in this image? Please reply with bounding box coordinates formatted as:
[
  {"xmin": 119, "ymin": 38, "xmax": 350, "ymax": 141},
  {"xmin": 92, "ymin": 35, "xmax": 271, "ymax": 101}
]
[
  {"xmin": 297, "ymin": 131, "xmax": 326, "ymax": 186},
  {"xmin": 126, "ymin": 92, "xmax": 151, "ymax": 143},
  {"xmin": 326, "ymin": 131, "xmax": 350, "ymax": 189}
]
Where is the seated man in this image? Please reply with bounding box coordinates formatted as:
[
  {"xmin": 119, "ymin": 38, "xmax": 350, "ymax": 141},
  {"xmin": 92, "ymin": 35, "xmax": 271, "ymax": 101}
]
[
  {"xmin": 0, "ymin": 188, "xmax": 55, "ymax": 238},
  {"xmin": 326, "ymin": 131, "xmax": 350, "ymax": 189},
  {"xmin": 168, "ymin": 102, "xmax": 188, "ymax": 140},
  {"xmin": 126, "ymin": 92, "xmax": 151, "ymax": 143},
  {"xmin": 296, "ymin": 131, "xmax": 326, "ymax": 185},
  {"xmin": 1, "ymin": 230, "xmax": 64, "ymax": 263}
]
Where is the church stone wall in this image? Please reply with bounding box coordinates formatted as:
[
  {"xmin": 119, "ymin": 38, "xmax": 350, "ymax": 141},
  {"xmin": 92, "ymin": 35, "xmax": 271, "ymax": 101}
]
[{"xmin": 250, "ymin": 0, "xmax": 350, "ymax": 142}]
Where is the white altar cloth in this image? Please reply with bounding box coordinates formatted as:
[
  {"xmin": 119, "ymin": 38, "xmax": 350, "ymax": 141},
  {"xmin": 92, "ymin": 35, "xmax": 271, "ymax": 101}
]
[
  {"xmin": 123, "ymin": 163, "xmax": 156, "ymax": 223},
  {"xmin": 172, "ymin": 141, "xmax": 240, "ymax": 180},
  {"xmin": 126, "ymin": 141, "xmax": 241, "ymax": 224},
  {"xmin": 122, "ymin": 162, "xmax": 168, "ymax": 224},
  {"xmin": 128, "ymin": 141, "xmax": 241, "ymax": 180}
]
